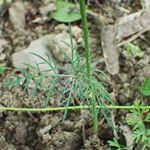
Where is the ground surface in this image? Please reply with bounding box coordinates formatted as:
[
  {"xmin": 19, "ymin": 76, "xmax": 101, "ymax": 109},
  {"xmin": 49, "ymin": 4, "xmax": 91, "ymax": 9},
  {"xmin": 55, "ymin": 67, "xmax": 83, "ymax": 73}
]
[{"xmin": 0, "ymin": 0, "xmax": 150, "ymax": 149}]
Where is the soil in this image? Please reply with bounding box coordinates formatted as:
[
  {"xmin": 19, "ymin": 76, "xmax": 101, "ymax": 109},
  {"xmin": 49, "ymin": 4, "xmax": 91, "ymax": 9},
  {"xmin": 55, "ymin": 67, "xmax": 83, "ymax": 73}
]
[{"xmin": 0, "ymin": 0, "xmax": 150, "ymax": 149}]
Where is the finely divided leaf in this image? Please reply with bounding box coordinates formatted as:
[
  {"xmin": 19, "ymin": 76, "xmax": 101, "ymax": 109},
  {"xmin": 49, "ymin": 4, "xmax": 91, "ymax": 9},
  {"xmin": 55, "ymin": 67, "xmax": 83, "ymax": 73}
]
[
  {"xmin": 139, "ymin": 76, "xmax": 150, "ymax": 96},
  {"xmin": 126, "ymin": 43, "xmax": 144, "ymax": 58}
]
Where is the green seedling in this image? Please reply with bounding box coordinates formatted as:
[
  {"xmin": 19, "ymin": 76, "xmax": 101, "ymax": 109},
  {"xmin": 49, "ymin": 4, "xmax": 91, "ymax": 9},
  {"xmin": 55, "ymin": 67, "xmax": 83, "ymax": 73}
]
[
  {"xmin": 0, "ymin": 65, "xmax": 12, "ymax": 75},
  {"xmin": 139, "ymin": 76, "xmax": 150, "ymax": 96},
  {"xmin": 126, "ymin": 101, "xmax": 150, "ymax": 150},
  {"xmin": 126, "ymin": 42, "xmax": 144, "ymax": 58},
  {"xmin": 0, "ymin": 64, "xmax": 5, "ymax": 75},
  {"xmin": 5, "ymin": 25, "xmax": 111, "ymax": 133},
  {"xmin": 53, "ymin": 0, "xmax": 81, "ymax": 23},
  {"xmin": 2, "ymin": 2, "xmax": 150, "ymax": 150},
  {"xmin": 108, "ymin": 100, "xmax": 150, "ymax": 150},
  {"xmin": 108, "ymin": 138, "xmax": 127, "ymax": 150},
  {"xmin": 5, "ymin": 0, "xmax": 111, "ymax": 133}
]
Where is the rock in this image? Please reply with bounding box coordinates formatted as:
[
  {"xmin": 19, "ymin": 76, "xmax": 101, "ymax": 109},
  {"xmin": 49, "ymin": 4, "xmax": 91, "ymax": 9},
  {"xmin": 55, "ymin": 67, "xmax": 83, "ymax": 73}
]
[
  {"xmin": 72, "ymin": 26, "xmax": 82, "ymax": 40},
  {"xmin": 111, "ymin": 0, "xmax": 121, "ymax": 3},
  {"xmin": 140, "ymin": 65, "xmax": 150, "ymax": 78},
  {"xmin": 146, "ymin": 47, "xmax": 150, "ymax": 55},
  {"xmin": 55, "ymin": 24, "xmax": 82, "ymax": 44},
  {"xmin": 0, "ymin": 135, "xmax": 15, "ymax": 149},
  {"xmin": 62, "ymin": 120, "xmax": 74, "ymax": 131},
  {"xmin": 15, "ymin": 122, "xmax": 28, "ymax": 144},
  {"xmin": 12, "ymin": 37, "xmax": 55, "ymax": 72},
  {"xmin": 50, "ymin": 32, "xmax": 77, "ymax": 62},
  {"xmin": 72, "ymin": 26, "xmax": 82, "ymax": 44},
  {"xmin": 0, "ymin": 53, "xmax": 6, "ymax": 61},
  {"xmin": 39, "ymin": 0, "xmax": 56, "ymax": 15},
  {"xmin": 5, "ymin": 0, "xmax": 12, "ymax": 3},
  {"xmin": 12, "ymin": 32, "xmax": 77, "ymax": 71},
  {"xmin": 101, "ymin": 25, "xmax": 119, "ymax": 75},
  {"xmin": 9, "ymin": 1, "xmax": 26, "ymax": 30},
  {"xmin": 54, "ymin": 24, "xmax": 68, "ymax": 33},
  {"xmin": 40, "ymin": 133, "xmax": 52, "ymax": 143},
  {"xmin": 0, "ymin": 39, "xmax": 7, "ymax": 53},
  {"xmin": 38, "ymin": 125, "xmax": 52, "ymax": 136},
  {"xmin": 84, "ymin": 134, "xmax": 106, "ymax": 150},
  {"xmin": 118, "ymin": 73, "xmax": 128, "ymax": 83},
  {"xmin": 42, "ymin": 0, "xmax": 54, "ymax": 5},
  {"xmin": 32, "ymin": 16, "xmax": 51, "ymax": 24},
  {"xmin": 120, "ymin": 124, "xmax": 133, "ymax": 150},
  {"xmin": 46, "ymin": 131, "xmax": 81, "ymax": 150}
]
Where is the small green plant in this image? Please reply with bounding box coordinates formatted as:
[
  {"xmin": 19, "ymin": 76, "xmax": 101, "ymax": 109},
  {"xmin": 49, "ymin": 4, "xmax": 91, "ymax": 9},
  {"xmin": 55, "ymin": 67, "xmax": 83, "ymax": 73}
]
[
  {"xmin": 139, "ymin": 76, "xmax": 150, "ymax": 96},
  {"xmin": 126, "ymin": 101, "xmax": 150, "ymax": 150},
  {"xmin": 0, "ymin": 64, "xmax": 5, "ymax": 75},
  {"xmin": 5, "ymin": 0, "xmax": 111, "ymax": 133},
  {"xmin": 2, "ymin": 1, "xmax": 150, "ymax": 149},
  {"xmin": 126, "ymin": 42, "xmax": 144, "ymax": 58},
  {"xmin": 53, "ymin": 0, "xmax": 81, "ymax": 23},
  {"xmin": 108, "ymin": 138, "xmax": 127, "ymax": 150},
  {"xmin": 108, "ymin": 101, "xmax": 150, "ymax": 150}
]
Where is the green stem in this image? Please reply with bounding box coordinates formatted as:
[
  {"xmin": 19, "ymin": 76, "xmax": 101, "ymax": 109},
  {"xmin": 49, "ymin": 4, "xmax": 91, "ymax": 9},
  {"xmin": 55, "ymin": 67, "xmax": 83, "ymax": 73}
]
[
  {"xmin": 92, "ymin": 97, "xmax": 98, "ymax": 133},
  {"xmin": 79, "ymin": 0, "xmax": 97, "ymax": 133},
  {"xmin": 79, "ymin": 0, "xmax": 91, "ymax": 79},
  {"xmin": 0, "ymin": 105, "xmax": 150, "ymax": 112}
]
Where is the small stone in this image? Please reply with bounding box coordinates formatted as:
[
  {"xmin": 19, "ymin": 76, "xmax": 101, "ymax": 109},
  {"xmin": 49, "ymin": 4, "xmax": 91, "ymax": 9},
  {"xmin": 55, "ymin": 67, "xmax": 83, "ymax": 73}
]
[
  {"xmin": 43, "ymin": 0, "xmax": 54, "ymax": 5},
  {"xmin": 12, "ymin": 32, "xmax": 77, "ymax": 71},
  {"xmin": 119, "ymin": 73, "xmax": 128, "ymax": 83},
  {"xmin": 0, "ymin": 39, "xmax": 7, "ymax": 46},
  {"xmin": 38, "ymin": 125, "xmax": 52, "ymax": 136},
  {"xmin": 9, "ymin": 1, "xmax": 26, "ymax": 30},
  {"xmin": 0, "ymin": 39, "xmax": 7, "ymax": 53},
  {"xmin": 55, "ymin": 24, "xmax": 68, "ymax": 33},
  {"xmin": 118, "ymin": 94, "xmax": 128, "ymax": 104},
  {"xmin": 77, "ymin": 37, "xmax": 83, "ymax": 43},
  {"xmin": 15, "ymin": 122, "xmax": 28, "ymax": 144},
  {"xmin": 63, "ymin": 120, "xmax": 74, "ymax": 131},
  {"xmin": 46, "ymin": 131, "xmax": 81, "ymax": 149},
  {"xmin": 6, "ymin": 0, "xmax": 12, "ymax": 3},
  {"xmin": 39, "ymin": 0, "xmax": 56, "ymax": 15},
  {"xmin": 12, "ymin": 35, "xmax": 55, "ymax": 72},
  {"xmin": 0, "ymin": 53, "xmax": 6, "ymax": 61},
  {"xmin": 32, "ymin": 16, "xmax": 51, "ymax": 24},
  {"xmin": 72, "ymin": 26, "xmax": 82, "ymax": 39},
  {"xmin": 146, "ymin": 47, "xmax": 150, "ymax": 54},
  {"xmin": 50, "ymin": 33, "xmax": 77, "ymax": 62},
  {"xmin": 41, "ymin": 133, "xmax": 52, "ymax": 143}
]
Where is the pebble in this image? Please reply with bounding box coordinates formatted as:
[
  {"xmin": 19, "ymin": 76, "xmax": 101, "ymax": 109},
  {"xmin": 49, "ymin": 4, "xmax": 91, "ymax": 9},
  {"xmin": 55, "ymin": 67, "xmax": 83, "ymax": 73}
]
[
  {"xmin": 0, "ymin": 53, "xmax": 6, "ymax": 61},
  {"xmin": 38, "ymin": 125, "xmax": 52, "ymax": 136},
  {"xmin": 9, "ymin": 1, "xmax": 26, "ymax": 30},
  {"xmin": 118, "ymin": 73, "xmax": 128, "ymax": 83},
  {"xmin": 12, "ymin": 40, "xmax": 55, "ymax": 72},
  {"xmin": 71, "ymin": 26, "xmax": 82, "ymax": 39},
  {"xmin": 12, "ymin": 32, "xmax": 77, "ymax": 71},
  {"xmin": 39, "ymin": 0, "xmax": 56, "ymax": 15},
  {"xmin": 55, "ymin": 24, "xmax": 68, "ymax": 33},
  {"xmin": 0, "ymin": 39, "xmax": 7, "ymax": 53}
]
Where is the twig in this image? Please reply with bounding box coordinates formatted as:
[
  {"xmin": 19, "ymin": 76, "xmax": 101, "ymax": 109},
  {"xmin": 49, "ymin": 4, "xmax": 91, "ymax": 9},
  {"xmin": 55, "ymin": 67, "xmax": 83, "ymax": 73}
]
[
  {"xmin": 0, "ymin": 105, "xmax": 150, "ymax": 112},
  {"xmin": 117, "ymin": 30, "xmax": 148, "ymax": 47}
]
